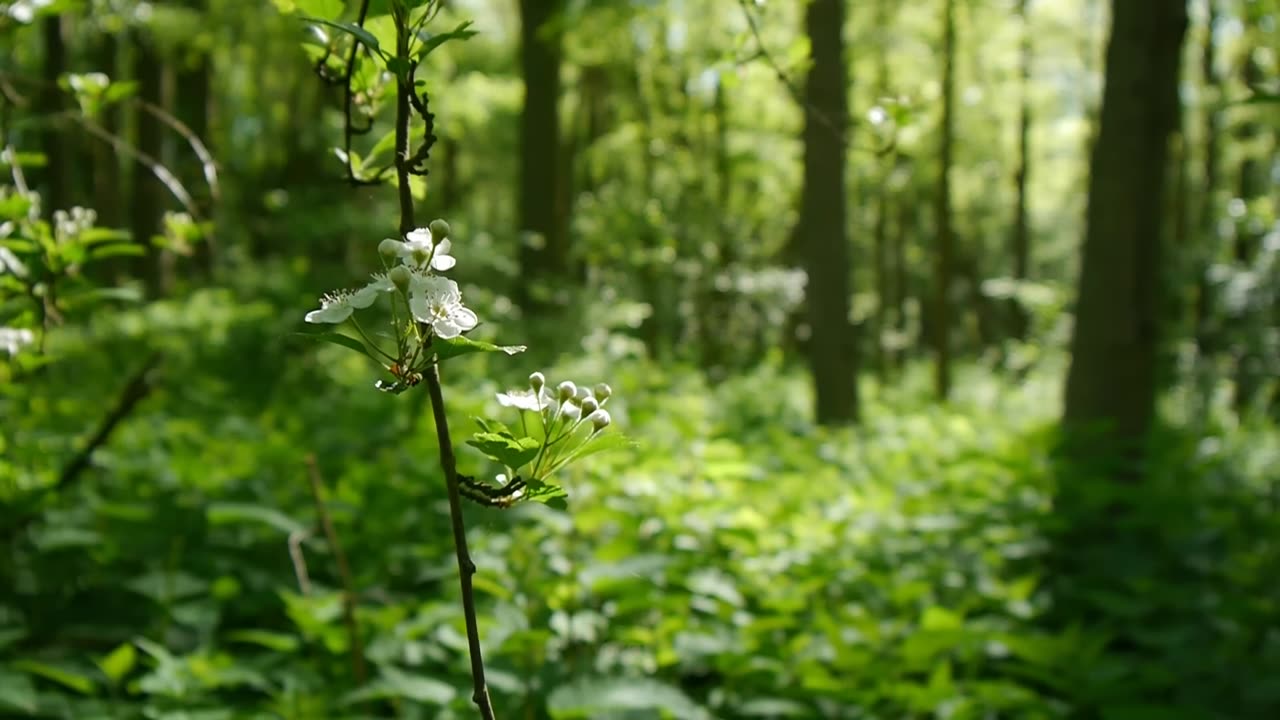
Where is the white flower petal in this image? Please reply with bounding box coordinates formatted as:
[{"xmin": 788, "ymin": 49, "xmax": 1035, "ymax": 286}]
[
  {"xmin": 451, "ymin": 306, "xmax": 478, "ymax": 332},
  {"xmin": 431, "ymin": 254, "xmax": 456, "ymax": 271},
  {"xmin": 305, "ymin": 302, "xmax": 353, "ymax": 323}
]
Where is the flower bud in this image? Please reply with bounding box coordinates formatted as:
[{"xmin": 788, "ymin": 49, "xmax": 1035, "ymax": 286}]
[
  {"xmin": 557, "ymin": 381, "xmax": 576, "ymax": 401},
  {"xmin": 588, "ymin": 409, "xmax": 611, "ymax": 431},
  {"xmin": 593, "ymin": 383, "xmax": 612, "ymax": 402},
  {"xmin": 378, "ymin": 238, "xmax": 402, "ymax": 258},
  {"xmin": 575, "ymin": 385, "xmax": 591, "ymax": 402},
  {"xmin": 529, "ymin": 371, "xmax": 546, "ymax": 392},
  {"xmin": 429, "ymin": 218, "xmax": 451, "ymax": 239},
  {"xmin": 581, "ymin": 396, "xmax": 599, "ymax": 415},
  {"xmin": 388, "ymin": 265, "xmax": 412, "ymax": 293}
]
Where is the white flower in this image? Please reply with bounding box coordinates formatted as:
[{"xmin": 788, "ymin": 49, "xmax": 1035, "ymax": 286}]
[
  {"xmin": 409, "ymin": 274, "xmax": 477, "ymax": 339},
  {"xmin": 304, "ymin": 275, "xmax": 394, "ymax": 324},
  {"xmin": 0, "ymin": 327, "xmax": 34, "ymax": 356},
  {"xmin": 497, "ymin": 386, "xmax": 554, "ymax": 412},
  {"xmin": 395, "ymin": 227, "xmax": 456, "ymax": 272},
  {"xmin": 305, "ymin": 290, "xmax": 357, "ymax": 324}
]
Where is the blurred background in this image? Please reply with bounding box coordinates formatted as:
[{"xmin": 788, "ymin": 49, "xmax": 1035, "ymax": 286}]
[{"xmin": 1, "ymin": 0, "xmax": 1278, "ymax": 717}]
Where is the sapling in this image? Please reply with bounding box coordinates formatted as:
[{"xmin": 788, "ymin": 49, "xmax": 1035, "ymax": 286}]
[{"xmin": 293, "ymin": 1, "xmax": 627, "ymax": 716}]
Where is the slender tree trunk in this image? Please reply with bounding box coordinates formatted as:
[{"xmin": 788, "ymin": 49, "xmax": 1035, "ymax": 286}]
[
  {"xmin": 799, "ymin": 0, "xmax": 857, "ymax": 424},
  {"xmin": 870, "ymin": 0, "xmax": 892, "ymax": 378},
  {"xmin": 177, "ymin": 0, "xmax": 213, "ymax": 275},
  {"xmin": 1009, "ymin": 0, "xmax": 1033, "ymax": 340},
  {"xmin": 1062, "ymin": 0, "xmax": 1188, "ymax": 454},
  {"xmin": 130, "ymin": 27, "xmax": 165, "ymax": 294},
  {"xmin": 516, "ymin": 0, "xmax": 565, "ymax": 310},
  {"xmin": 1231, "ymin": 53, "xmax": 1265, "ymax": 416},
  {"xmin": 892, "ymin": 179, "xmax": 912, "ymax": 372},
  {"xmin": 932, "ymin": 0, "xmax": 957, "ymax": 400},
  {"xmin": 39, "ymin": 14, "xmax": 68, "ymax": 216},
  {"xmin": 92, "ymin": 34, "xmax": 121, "ymax": 230},
  {"xmin": 1193, "ymin": 0, "xmax": 1221, "ymax": 360}
]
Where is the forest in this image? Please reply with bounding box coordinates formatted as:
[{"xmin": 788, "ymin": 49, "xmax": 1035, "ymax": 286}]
[{"xmin": 1, "ymin": 0, "xmax": 1278, "ymax": 717}]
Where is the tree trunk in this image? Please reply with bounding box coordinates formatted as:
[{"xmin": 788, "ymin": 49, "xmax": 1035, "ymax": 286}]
[
  {"xmin": 39, "ymin": 14, "xmax": 68, "ymax": 216},
  {"xmin": 130, "ymin": 26, "xmax": 166, "ymax": 294},
  {"xmin": 1008, "ymin": 0, "xmax": 1032, "ymax": 340},
  {"xmin": 799, "ymin": 0, "xmax": 858, "ymax": 425},
  {"xmin": 516, "ymin": 0, "xmax": 565, "ymax": 310},
  {"xmin": 1193, "ymin": 0, "xmax": 1221, "ymax": 363},
  {"xmin": 1062, "ymin": 0, "xmax": 1187, "ymax": 453},
  {"xmin": 932, "ymin": 0, "xmax": 957, "ymax": 400},
  {"xmin": 1231, "ymin": 53, "xmax": 1265, "ymax": 416}
]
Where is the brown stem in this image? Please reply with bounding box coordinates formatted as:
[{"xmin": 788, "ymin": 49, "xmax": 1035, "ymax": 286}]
[
  {"xmin": 425, "ymin": 366, "xmax": 496, "ymax": 718},
  {"xmin": 305, "ymin": 455, "xmax": 367, "ymax": 685},
  {"xmin": 390, "ymin": 6, "xmax": 494, "ymax": 717}
]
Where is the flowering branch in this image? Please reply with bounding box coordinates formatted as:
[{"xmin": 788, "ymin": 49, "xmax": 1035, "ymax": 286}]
[{"xmin": 388, "ymin": 3, "xmax": 495, "ymax": 717}]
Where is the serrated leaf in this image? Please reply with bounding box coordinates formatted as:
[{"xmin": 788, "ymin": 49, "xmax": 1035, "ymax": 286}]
[
  {"xmin": 466, "ymin": 432, "xmax": 541, "ymax": 470},
  {"xmin": 433, "ymin": 335, "xmax": 526, "ymax": 362},
  {"xmin": 97, "ymin": 643, "xmax": 137, "ymax": 684},
  {"xmin": 207, "ymin": 502, "xmax": 306, "ymax": 536}
]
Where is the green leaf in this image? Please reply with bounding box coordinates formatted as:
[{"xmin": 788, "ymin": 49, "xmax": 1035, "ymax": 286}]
[
  {"xmin": 0, "ymin": 669, "xmax": 36, "ymax": 713},
  {"xmin": 11, "ymin": 659, "xmax": 97, "ymax": 695},
  {"xmin": 272, "ymin": 0, "xmax": 342, "ymax": 17},
  {"xmin": 301, "ymin": 17, "xmax": 383, "ymax": 56},
  {"xmin": 466, "ymin": 432, "xmax": 541, "ymax": 470},
  {"xmin": 226, "ymin": 630, "xmax": 301, "ymax": 653},
  {"xmin": 295, "ymin": 330, "xmax": 382, "ymax": 363},
  {"xmin": 565, "ymin": 432, "xmax": 635, "ymax": 464},
  {"xmin": 413, "ymin": 21, "xmax": 479, "ymax": 61},
  {"xmin": 342, "ymin": 666, "xmax": 456, "ymax": 706},
  {"xmin": 97, "ymin": 643, "xmax": 137, "ymax": 684},
  {"xmin": 548, "ymin": 677, "xmax": 712, "ymax": 719},
  {"xmin": 207, "ymin": 502, "xmax": 307, "ymax": 536},
  {"xmin": 433, "ymin": 335, "xmax": 527, "ymax": 362},
  {"xmin": 87, "ymin": 243, "xmax": 146, "ymax": 260}
]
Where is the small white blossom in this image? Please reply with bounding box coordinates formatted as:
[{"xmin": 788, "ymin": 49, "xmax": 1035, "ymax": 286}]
[
  {"xmin": 497, "ymin": 386, "xmax": 554, "ymax": 412},
  {"xmin": 305, "ymin": 290, "xmax": 358, "ymax": 324},
  {"xmin": 395, "ymin": 227, "xmax": 456, "ymax": 272},
  {"xmin": 557, "ymin": 381, "xmax": 576, "ymax": 401},
  {"xmin": 409, "ymin": 274, "xmax": 477, "ymax": 339},
  {"xmin": 0, "ymin": 327, "xmax": 34, "ymax": 356},
  {"xmin": 304, "ymin": 275, "xmax": 394, "ymax": 324}
]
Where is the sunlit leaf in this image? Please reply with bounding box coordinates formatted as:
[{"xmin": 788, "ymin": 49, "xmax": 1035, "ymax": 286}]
[{"xmin": 433, "ymin": 335, "xmax": 526, "ymax": 362}]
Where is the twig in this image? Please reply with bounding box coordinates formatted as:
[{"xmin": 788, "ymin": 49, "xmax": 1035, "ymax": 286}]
[
  {"xmin": 389, "ymin": 5, "xmax": 495, "ymax": 716},
  {"xmin": 305, "ymin": 455, "xmax": 367, "ymax": 686},
  {"xmin": 288, "ymin": 528, "xmax": 314, "ymax": 595},
  {"xmin": 734, "ymin": 0, "xmax": 896, "ymax": 155},
  {"xmin": 56, "ymin": 351, "xmax": 162, "ymax": 493}
]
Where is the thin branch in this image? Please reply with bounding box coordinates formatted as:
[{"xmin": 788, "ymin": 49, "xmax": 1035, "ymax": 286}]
[
  {"xmin": 734, "ymin": 0, "xmax": 896, "ymax": 155},
  {"xmin": 135, "ymin": 98, "xmax": 220, "ymax": 203},
  {"xmin": 55, "ymin": 351, "xmax": 163, "ymax": 494},
  {"xmin": 305, "ymin": 455, "xmax": 367, "ymax": 686},
  {"xmin": 342, "ymin": 0, "xmax": 377, "ymax": 186},
  {"xmin": 288, "ymin": 528, "xmax": 314, "ymax": 595},
  {"xmin": 391, "ymin": 5, "xmax": 494, "ymax": 716}
]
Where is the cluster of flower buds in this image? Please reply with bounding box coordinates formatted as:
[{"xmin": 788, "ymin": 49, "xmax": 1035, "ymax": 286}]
[
  {"xmin": 52, "ymin": 207, "xmax": 96, "ymax": 243},
  {"xmin": 500, "ymin": 372, "xmax": 613, "ymax": 434}
]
